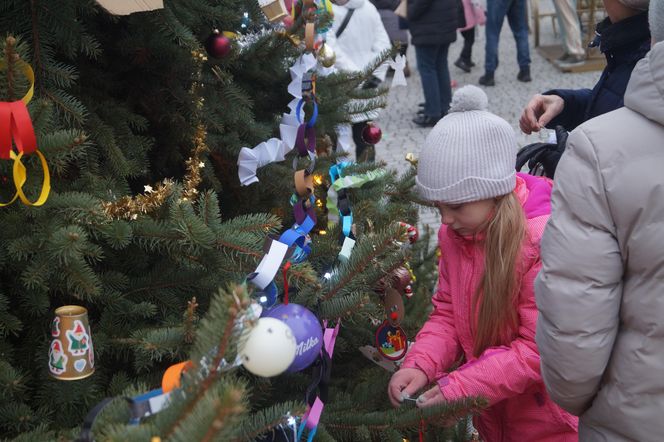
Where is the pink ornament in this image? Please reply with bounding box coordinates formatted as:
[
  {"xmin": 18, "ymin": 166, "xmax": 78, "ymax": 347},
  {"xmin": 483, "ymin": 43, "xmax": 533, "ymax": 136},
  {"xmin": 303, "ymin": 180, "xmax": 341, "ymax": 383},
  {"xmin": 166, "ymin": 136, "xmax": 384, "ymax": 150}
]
[{"xmin": 205, "ymin": 29, "xmax": 231, "ymax": 59}]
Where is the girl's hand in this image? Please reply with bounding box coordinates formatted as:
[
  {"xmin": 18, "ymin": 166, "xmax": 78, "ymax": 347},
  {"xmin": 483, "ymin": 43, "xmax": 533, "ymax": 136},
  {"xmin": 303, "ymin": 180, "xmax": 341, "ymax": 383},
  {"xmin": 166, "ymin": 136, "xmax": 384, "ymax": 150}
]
[
  {"xmin": 387, "ymin": 368, "xmax": 428, "ymax": 407},
  {"xmin": 415, "ymin": 385, "xmax": 445, "ymax": 408}
]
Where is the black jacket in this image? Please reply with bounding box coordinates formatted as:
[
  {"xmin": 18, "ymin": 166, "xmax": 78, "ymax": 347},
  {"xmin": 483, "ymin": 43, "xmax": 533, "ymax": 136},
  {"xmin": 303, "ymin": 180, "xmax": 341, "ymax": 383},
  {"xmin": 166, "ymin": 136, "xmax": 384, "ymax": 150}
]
[
  {"xmin": 407, "ymin": 0, "xmax": 460, "ymax": 46},
  {"xmin": 545, "ymin": 12, "xmax": 651, "ymax": 131},
  {"xmin": 370, "ymin": 0, "xmax": 400, "ymax": 9}
]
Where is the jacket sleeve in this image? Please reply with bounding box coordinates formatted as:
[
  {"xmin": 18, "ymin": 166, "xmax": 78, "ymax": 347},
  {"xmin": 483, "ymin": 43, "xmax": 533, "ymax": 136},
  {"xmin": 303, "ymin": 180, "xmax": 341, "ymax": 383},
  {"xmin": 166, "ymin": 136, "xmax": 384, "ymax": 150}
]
[
  {"xmin": 535, "ymin": 128, "xmax": 623, "ymax": 416},
  {"xmin": 400, "ymin": 250, "xmax": 461, "ymax": 382},
  {"xmin": 543, "ymin": 88, "xmax": 592, "ymax": 131},
  {"xmin": 369, "ymin": 4, "xmax": 393, "ymax": 81},
  {"xmin": 324, "ymin": 23, "xmax": 361, "ymax": 73},
  {"xmin": 408, "ymin": 0, "xmax": 433, "ymax": 21},
  {"xmin": 436, "ymin": 259, "xmax": 544, "ymax": 406}
]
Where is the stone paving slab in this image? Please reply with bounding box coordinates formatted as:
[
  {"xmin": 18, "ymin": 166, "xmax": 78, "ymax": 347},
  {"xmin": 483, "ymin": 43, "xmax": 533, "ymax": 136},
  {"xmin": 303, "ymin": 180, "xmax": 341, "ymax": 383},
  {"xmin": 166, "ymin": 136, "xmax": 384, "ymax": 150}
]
[{"xmin": 372, "ymin": 21, "xmax": 602, "ymax": 230}]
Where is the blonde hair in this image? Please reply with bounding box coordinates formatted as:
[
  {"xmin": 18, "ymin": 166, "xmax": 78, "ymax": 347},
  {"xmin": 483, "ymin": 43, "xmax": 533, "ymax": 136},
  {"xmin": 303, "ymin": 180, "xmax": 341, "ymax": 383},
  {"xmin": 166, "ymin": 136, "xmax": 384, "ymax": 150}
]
[{"xmin": 472, "ymin": 192, "xmax": 526, "ymax": 357}]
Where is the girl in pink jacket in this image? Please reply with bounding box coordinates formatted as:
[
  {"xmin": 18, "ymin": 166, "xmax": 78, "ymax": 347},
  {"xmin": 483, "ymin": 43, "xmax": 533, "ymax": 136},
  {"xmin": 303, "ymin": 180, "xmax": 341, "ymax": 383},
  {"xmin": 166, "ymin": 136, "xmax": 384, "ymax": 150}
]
[{"xmin": 388, "ymin": 86, "xmax": 577, "ymax": 441}]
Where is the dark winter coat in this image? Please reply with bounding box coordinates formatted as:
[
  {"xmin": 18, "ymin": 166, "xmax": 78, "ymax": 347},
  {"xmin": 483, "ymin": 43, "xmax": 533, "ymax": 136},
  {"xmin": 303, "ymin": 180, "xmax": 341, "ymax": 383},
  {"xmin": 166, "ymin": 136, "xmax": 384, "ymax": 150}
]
[
  {"xmin": 544, "ymin": 12, "xmax": 651, "ymax": 132},
  {"xmin": 407, "ymin": 0, "xmax": 460, "ymax": 46},
  {"xmin": 370, "ymin": 0, "xmax": 400, "ymax": 9}
]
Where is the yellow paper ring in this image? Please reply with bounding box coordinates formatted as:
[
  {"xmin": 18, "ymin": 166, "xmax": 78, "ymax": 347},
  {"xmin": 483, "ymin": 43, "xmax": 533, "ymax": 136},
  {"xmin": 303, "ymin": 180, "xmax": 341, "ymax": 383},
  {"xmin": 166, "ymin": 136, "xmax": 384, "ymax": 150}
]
[
  {"xmin": 0, "ymin": 152, "xmax": 25, "ymax": 207},
  {"xmin": 12, "ymin": 149, "xmax": 51, "ymax": 206},
  {"xmin": 0, "ymin": 60, "xmax": 35, "ymax": 105}
]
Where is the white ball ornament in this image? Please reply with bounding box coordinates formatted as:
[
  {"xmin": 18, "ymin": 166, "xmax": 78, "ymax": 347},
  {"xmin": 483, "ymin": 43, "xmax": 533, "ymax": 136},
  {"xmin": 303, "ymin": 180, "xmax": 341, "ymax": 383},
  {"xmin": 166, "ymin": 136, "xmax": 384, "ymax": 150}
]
[{"xmin": 239, "ymin": 317, "xmax": 297, "ymax": 377}]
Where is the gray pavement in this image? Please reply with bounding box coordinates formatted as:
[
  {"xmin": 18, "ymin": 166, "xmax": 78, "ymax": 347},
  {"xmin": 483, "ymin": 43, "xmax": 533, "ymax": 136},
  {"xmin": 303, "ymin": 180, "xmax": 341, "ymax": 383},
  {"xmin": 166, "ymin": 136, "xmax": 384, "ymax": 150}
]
[{"xmin": 373, "ymin": 21, "xmax": 602, "ymax": 230}]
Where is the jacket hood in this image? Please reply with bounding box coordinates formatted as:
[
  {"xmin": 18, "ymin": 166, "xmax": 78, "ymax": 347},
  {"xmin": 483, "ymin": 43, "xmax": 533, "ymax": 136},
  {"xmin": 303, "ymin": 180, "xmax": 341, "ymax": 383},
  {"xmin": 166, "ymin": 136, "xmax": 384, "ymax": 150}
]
[
  {"xmin": 345, "ymin": 0, "xmax": 365, "ymax": 9},
  {"xmin": 595, "ymin": 12, "xmax": 650, "ymax": 55},
  {"xmin": 625, "ymin": 41, "xmax": 664, "ymax": 126}
]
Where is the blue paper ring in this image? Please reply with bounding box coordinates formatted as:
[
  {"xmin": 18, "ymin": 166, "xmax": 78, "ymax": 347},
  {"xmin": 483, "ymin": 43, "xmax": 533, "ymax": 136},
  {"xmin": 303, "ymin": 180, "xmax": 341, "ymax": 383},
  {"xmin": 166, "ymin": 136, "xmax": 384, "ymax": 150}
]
[
  {"xmin": 252, "ymin": 280, "xmax": 278, "ymax": 309},
  {"xmin": 296, "ymin": 98, "xmax": 318, "ymax": 128}
]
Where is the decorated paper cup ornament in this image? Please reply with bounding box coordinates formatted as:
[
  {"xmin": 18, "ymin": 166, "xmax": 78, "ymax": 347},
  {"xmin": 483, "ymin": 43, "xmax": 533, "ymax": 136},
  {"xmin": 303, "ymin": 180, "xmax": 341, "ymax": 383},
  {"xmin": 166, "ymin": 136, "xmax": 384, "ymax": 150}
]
[
  {"xmin": 263, "ymin": 303, "xmax": 323, "ymax": 372},
  {"xmin": 375, "ymin": 321, "xmax": 408, "ymax": 361},
  {"xmin": 259, "ymin": 0, "xmax": 289, "ymax": 22},
  {"xmin": 49, "ymin": 306, "xmax": 95, "ymax": 380},
  {"xmin": 239, "ymin": 317, "xmax": 297, "ymax": 377}
]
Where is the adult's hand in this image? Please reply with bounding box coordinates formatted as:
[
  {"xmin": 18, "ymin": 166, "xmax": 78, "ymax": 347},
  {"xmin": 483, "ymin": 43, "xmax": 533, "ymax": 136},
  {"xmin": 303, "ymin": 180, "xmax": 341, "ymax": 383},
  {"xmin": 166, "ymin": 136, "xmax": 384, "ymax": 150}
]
[
  {"xmin": 387, "ymin": 367, "xmax": 428, "ymax": 407},
  {"xmin": 519, "ymin": 94, "xmax": 565, "ymax": 134}
]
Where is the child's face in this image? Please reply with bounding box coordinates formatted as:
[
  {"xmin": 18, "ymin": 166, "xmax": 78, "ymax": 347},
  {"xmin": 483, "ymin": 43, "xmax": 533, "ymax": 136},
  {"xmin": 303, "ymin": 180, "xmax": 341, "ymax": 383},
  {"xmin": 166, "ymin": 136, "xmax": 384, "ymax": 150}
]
[{"xmin": 435, "ymin": 199, "xmax": 496, "ymax": 236}]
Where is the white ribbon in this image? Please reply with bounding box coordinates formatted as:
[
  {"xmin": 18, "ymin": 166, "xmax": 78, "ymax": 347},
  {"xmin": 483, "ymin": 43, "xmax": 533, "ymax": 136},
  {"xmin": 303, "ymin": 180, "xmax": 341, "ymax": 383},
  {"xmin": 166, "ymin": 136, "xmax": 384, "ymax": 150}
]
[{"xmin": 388, "ymin": 55, "xmax": 407, "ymax": 88}]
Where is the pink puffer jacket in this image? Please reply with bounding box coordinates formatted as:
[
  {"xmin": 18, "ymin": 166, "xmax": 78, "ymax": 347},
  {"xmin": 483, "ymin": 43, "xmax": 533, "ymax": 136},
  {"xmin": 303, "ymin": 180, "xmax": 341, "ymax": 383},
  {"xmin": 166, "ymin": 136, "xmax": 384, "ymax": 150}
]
[{"xmin": 401, "ymin": 173, "xmax": 577, "ymax": 441}]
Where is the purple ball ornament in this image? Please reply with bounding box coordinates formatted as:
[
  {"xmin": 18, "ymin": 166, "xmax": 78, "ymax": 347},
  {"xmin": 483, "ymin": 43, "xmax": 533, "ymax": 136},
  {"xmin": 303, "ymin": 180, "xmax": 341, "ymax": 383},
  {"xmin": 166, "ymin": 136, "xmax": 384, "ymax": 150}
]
[{"xmin": 263, "ymin": 303, "xmax": 323, "ymax": 372}]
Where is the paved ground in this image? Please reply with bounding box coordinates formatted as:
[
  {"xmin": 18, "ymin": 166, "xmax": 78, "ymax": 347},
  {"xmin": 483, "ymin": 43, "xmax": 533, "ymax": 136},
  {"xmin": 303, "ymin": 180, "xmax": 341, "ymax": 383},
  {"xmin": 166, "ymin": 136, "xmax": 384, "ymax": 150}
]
[{"xmin": 372, "ymin": 19, "xmax": 602, "ymax": 229}]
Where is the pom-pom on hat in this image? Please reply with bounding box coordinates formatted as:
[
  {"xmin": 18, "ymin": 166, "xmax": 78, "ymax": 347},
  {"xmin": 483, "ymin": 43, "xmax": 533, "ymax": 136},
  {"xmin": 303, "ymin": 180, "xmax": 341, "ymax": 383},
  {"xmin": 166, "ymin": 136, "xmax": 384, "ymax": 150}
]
[{"xmin": 416, "ymin": 86, "xmax": 518, "ymax": 204}]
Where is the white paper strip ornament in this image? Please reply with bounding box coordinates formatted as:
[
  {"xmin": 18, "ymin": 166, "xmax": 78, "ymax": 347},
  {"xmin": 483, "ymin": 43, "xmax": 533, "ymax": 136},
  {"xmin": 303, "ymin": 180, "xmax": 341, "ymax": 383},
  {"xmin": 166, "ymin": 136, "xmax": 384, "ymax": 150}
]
[{"xmin": 95, "ymin": 0, "xmax": 164, "ymax": 15}]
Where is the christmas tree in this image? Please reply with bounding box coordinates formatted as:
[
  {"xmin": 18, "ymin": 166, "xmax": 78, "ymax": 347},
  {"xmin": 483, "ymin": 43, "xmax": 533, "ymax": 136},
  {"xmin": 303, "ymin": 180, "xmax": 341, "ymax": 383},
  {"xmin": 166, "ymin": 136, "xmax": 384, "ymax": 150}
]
[{"xmin": 0, "ymin": 1, "xmax": 484, "ymax": 440}]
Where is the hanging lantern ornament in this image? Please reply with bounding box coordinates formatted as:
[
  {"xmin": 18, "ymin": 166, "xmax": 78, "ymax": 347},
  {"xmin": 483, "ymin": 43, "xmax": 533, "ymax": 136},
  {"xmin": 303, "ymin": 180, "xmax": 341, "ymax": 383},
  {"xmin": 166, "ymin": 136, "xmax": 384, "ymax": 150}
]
[
  {"xmin": 317, "ymin": 43, "xmax": 336, "ymax": 68},
  {"xmin": 205, "ymin": 29, "xmax": 232, "ymax": 59},
  {"xmin": 258, "ymin": 0, "xmax": 289, "ymax": 22},
  {"xmin": 362, "ymin": 122, "xmax": 382, "ymax": 145}
]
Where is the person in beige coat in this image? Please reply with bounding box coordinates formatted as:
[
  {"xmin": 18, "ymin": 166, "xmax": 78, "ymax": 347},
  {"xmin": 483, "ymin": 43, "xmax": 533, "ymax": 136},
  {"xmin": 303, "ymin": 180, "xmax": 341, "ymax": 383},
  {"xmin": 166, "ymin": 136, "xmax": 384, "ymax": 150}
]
[{"xmin": 534, "ymin": 2, "xmax": 664, "ymax": 440}]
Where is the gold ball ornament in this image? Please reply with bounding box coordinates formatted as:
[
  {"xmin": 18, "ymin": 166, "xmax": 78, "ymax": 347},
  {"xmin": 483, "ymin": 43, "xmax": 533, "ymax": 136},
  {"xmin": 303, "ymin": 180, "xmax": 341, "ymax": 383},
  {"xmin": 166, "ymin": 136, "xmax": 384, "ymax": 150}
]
[{"xmin": 318, "ymin": 43, "xmax": 336, "ymax": 68}]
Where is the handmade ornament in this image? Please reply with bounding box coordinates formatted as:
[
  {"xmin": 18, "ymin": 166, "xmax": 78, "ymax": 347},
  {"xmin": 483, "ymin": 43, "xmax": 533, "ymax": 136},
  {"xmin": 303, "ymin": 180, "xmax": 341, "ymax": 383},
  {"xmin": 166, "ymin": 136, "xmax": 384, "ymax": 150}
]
[
  {"xmin": 375, "ymin": 321, "xmax": 408, "ymax": 361},
  {"xmin": 317, "ymin": 43, "xmax": 336, "ymax": 68},
  {"xmin": 95, "ymin": 0, "xmax": 164, "ymax": 15},
  {"xmin": 253, "ymin": 280, "xmax": 279, "ymax": 309},
  {"xmin": 49, "ymin": 306, "xmax": 95, "ymax": 380},
  {"xmin": 383, "ymin": 287, "xmax": 405, "ymax": 327},
  {"xmin": 388, "ymin": 54, "xmax": 407, "ymax": 87},
  {"xmin": 259, "ymin": 0, "xmax": 289, "ymax": 22},
  {"xmin": 263, "ymin": 303, "xmax": 323, "ymax": 372},
  {"xmin": 358, "ymin": 345, "xmax": 399, "ymax": 372},
  {"xmin": 205, "ymin": 29, "xmax": 232, "ymax": 59},
  {"xmin": 361, "ymin": 122, "xmax": 382, "ymax": 145},
  {"xmin": 0, "ymin": 59, "xmax": 51, "ymax": 207},
  {"xmin": 239, "ymin": 317, "xmax": 297, "ymax": 377}
]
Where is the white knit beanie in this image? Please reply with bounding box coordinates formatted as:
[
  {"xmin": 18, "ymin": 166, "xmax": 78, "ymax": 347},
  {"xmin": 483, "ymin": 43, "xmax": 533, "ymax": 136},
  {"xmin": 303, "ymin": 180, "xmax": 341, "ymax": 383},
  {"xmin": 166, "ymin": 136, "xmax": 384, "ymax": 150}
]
[
  {"xmin": 415, "ymin": 86, "xmax": 517, "ymax": 204},
  {"xmin": 650, "ymin": 0, "xmax": 664, "ymax": 42},
  {"xmin": 617, "ymin": 0, "xmax": 649, "ymax": 11}
]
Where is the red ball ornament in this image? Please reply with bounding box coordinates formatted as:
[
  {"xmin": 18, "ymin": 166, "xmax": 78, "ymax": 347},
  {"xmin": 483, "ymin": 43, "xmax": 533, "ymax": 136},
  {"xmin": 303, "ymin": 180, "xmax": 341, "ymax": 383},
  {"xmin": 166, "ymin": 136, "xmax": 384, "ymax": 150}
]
[
  {"xmin": 362, "ymin": 122, "xmax": 382, "ymax": 145},
  {"xmin": 205, "ymin": 29, "xmax": 232, "ymax": 59}
]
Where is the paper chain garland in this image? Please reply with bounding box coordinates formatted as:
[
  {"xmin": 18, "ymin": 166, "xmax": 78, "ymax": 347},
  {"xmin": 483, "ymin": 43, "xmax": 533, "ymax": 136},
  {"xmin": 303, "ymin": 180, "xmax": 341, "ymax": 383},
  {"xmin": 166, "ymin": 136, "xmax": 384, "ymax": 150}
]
[{"xmin": 0, "ymin": 60, "xmax": 51, "ymax": 207}]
